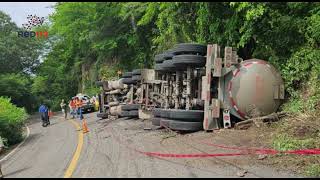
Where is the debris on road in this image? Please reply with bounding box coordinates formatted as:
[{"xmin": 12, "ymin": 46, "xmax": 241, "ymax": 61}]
[
  {"xmin": 236, "ymin": 170, "xmax": 248, "ymax": 177},
  {"xmin": 143, "ymin": 127, "xmax": 152, "ymax": 130},
  {"xmin": 235, "ymin": 112, "xmax": 288, "ymax": 130},
  {"xmin": 258, "ymin": 154, "xmax": 267, "ymax": 160}
]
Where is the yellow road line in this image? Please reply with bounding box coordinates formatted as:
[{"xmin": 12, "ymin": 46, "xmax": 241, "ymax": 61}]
[{"xmin": 64, "ymin": 119, "xmax": 84, "ymax": 178}]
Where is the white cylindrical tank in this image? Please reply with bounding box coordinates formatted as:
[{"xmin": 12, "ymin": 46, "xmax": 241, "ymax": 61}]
[{"xmin": 224, "ymin": 59, "xmax": 284, "ymax": 120}]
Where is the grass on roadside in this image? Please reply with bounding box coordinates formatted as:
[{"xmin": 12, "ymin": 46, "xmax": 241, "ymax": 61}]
[{"xmin": 269, "ymin": 112, "xmax": 320, "ymax": 177}]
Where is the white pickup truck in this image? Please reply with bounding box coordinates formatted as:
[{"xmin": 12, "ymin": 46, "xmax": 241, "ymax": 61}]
[{"xmin": 74, "ymin": 93, "xmax": 95, "ymax": 113}]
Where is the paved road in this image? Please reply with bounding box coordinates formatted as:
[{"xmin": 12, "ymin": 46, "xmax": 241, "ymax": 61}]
[
  {"xmin": 0, "ymin": 112, "xmax": 300, "ymax": 178},
  {"xmin": 1, "ymin": 114, "xmax": 78, "ymax": 178}
]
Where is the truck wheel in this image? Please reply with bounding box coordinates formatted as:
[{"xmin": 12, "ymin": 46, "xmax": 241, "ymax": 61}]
[
  {"xmin": 169, "ymin": 120, "xmax": 203, "ymax": 131},
  {"xmin": 153, "ymin": 108, "xmax": 162, "ymax": 117},
  {"xmin": 172, "ymin": 55, "xmax": 206, "ymax": 68},
  {"xmin": 119, "ymin": 111, "xmax": 130, "ymax": 117},
  {"xmin": 162, "ymin": 60, "xmax": 178, "ymax": 72},
  {"xmin": 158, "ymin": 109, "xmax": 170, "ymax": 118},
  {"xmin": 155, "ymin": 54, "xmax": 166, "ymax": 63},
  {"xmin": 97, "ymin": 113, "xmax": 108, "ymax": 119},
  {"xmin": 160, "ymin": 119, "xmax": 173, "ymax": 128},
  {"xmin": 122, "ymin": 72, "xmax": 132, "ymax": 78},
  {"xmin": 121, "ymin": 104, "xmax": 140, "ymax": 111},
  {"xmin": 162, "ymin": 60, "xmax": 175, "ymax": 69},
  {"xmin": 168, "ymin": 109, "xmax": 204, "ymax": 122},
  {"xmin": 98, "ymin": 94, "xmax": 103, "ymax": 113},
  {"xmin": 172, "ymin": 43, "xmax": 207, "ymax": 56},
  {"xmin": 132, "ymin": 69, "xmax": 142, "ymax": 75},
  {"xmin": 132, "ymin": 75, "xmax": 141, "ymax": 81},
  {"xmin": 152, "ymin": 117, "xmax": 162, "ymax": 126},
  {"xmin": 154, "ymin": 64, "xmax": 166, "ymax": 71},
  {"xmin": 121, "ymin": 77, "xmax": 136, "ymax": 84},
  {"xmin": 128, "ymin": 110, "xmax": 139, "ymax": 117},
  {"xmin": 163, "ymin": 50, "xmax": 174, "ymax": 60}
]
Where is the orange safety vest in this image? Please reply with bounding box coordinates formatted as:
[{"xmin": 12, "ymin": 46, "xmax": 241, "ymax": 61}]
[
  {"xmin": 76, "ymin": 100, "xmax": 83, "ymax": 108},
  {"xmin": 70, "ymin": 100, "xmax": 76, "ymax": 108}
]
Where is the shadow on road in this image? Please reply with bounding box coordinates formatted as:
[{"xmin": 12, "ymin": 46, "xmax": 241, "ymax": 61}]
[
  {"xmin": 19, "ymin": 133, "xmax": 42, "ymax": 149},
  {"xmin": 4, "ymin": 166, "xmax": 31, "ymax": 177}
]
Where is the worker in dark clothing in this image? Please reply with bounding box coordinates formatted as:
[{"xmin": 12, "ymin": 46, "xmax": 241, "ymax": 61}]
[{"xmin": 39, "ymin": 104, "xmax": 49, "ymax": 127}]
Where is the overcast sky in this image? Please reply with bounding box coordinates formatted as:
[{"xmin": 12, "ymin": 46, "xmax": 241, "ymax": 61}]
[{"xmin": 0, "ymin": 2, "xmax": 56, "ymax": 27}]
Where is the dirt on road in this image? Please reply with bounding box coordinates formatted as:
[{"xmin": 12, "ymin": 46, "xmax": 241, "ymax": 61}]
[{"xmin": 86, "ymin": 114, "xmax": 301, "ymax": 178}]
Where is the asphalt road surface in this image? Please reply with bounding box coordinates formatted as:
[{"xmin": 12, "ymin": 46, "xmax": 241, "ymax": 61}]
[{"xmin": 0, "ymin": 112, "xmax": 300, "ymax": 178}]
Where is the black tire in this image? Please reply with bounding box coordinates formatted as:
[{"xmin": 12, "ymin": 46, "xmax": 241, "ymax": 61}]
[
  {"xmin": 162, "ymin": 60, "xmax": 174, "ymax": 68},
  {"xmin": 154, "ymin": 63, "xmax": 165, "ymax": 71},
  {"xmin": 132, "ymin": 75, "xmax": 141, "ymax": 81},
  {"xmin": 98, "ymin": 94, "xmax": 103, "ymax": 113},
  {"xmin": 169, "ymin": 120, "xmax": 203, "ymax": 131},
  {"xmin": 172, "ymin": 43, "xmax": 207, "ymax": 56},
  {"xmin": 122, "ymin": 72, "xmax": 132, "ymax": 78},
  {"xmin": 96, "ymin": 81, "xmax": 103, "ymax": 87},
  {"xmin": 155, "ymin": 62, "xmax": 176, "ymax": 73},
  {"xmin": 97, "ymin": 113, "xmax": 108, "ymax": 119},
  {"xmin": 163, "ymin": 60, "xmax": 186, "ymax": 71},
  {"xmin": 121, "ymin": 104, "xmax": 140, "ymax": 111},
  {"xmin": 163, "ymin": 50, "xmax": 174, "ymax": 60},
  {"xmin": 167, "ymin": 109, "xmax": 204, "ymax": 122},
  {"xmin": 152, "ymin": 117, "xmax": 162, "ymax": 126},
  {"xmin": 162, "ymin": 60, "xmax": 176, "ymax": 72},
  {"xmin": 153, "ymin": 108, "xmax": 162, "ymax": 117},
  {"xmin": 172, "ymin": 55, "xmax": 206, "ymax": 68},
  {"xmin": 128, "ymin": 110, "xmax": 139, "ymax": 117},
  {"xmin": 155, "ymin": 54, "xmax": 166, "ymax": 63},
  {"xmin": 121, "ymin": 77, "xmax": 136, "ymax": 84},
  {"xmin": 119, "ymin": 111, "xmax": 130, "ymax": 117},
  {"xmin": 160, "ymin": 119, "xmax": 173, "ymax": 128},
  {"xmin": 132, "ymin": 69, "xmax": 142, "ymax": 75},
  {"xmin": 158, "ymin": 109, "xmax": 170, "ymax": 118}
]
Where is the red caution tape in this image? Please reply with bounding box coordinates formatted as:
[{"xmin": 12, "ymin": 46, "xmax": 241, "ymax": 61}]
[
  {"xmin": 285, "ymin": 149, "xmax": 320, "ymax": 155},
  {"xmin": 198, "ymin": 141, "xmax": 320, "ymax": 156},
  {"xmin": 108, "ymin": 126, "xmax": 320, "ymax": 159},
  {"xmin": 139, "ymin": 151, "xmax": 246, "ymax": 158},
  {"xmin": 135, "ymin": 148, "xmax": 320, "ymax": 159}
]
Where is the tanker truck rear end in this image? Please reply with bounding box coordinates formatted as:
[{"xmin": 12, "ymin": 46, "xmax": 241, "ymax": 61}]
[{"xmin": 150, "ymin": 43, "xmax": 284, "ymax": 131}]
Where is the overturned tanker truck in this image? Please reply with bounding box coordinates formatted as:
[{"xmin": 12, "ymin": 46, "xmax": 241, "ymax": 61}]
[{"xmin": 97, "ymin": 43, "xmax": 285, "ymax": 132}]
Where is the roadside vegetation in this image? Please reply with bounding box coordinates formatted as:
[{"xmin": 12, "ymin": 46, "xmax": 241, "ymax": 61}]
[
  {"xmin": 0, "ymin": 97, "xmax": 28, "ymax": 146},
  {"xmin": 262, "ymin": 112, "xmax": 320, "ymax": 177}
]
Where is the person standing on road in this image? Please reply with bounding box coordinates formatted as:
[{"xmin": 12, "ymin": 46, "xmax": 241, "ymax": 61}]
[
  {"xmin": 76, "ymin": 97, "xmax": 89, "ymax": 133},
  {"xmin": 69, "ymin": 98, "xmax": 76, "ymax": 119},
  {"xmin": 75, "ymin": 97, "xmax": 83, "ymax": 121},
  {"xmin": 60, "ymin": 99, "xmax": 67, "ymax": 119},
  {"xmin": 0, "ymin": 136, "xmax": 4, "ymax": 178}
]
